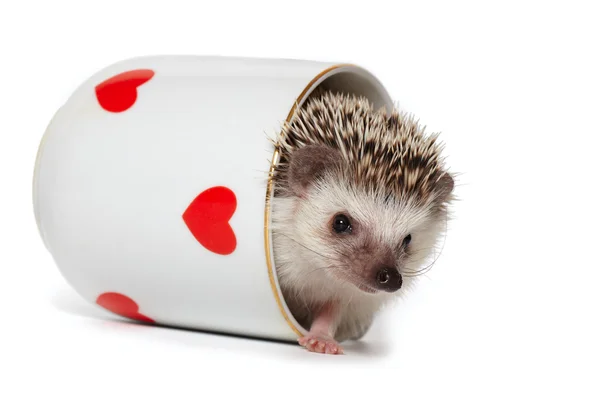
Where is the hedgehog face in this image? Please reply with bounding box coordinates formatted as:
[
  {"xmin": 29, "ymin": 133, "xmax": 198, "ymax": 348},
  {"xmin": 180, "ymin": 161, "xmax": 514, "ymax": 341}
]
[
  {"xmin": 292, "ymin": 173, "xmax": 447, "ymax": 295},
  {"xmin": 276, "ymin": 144, "xmax": 452, "ymax": 296}
]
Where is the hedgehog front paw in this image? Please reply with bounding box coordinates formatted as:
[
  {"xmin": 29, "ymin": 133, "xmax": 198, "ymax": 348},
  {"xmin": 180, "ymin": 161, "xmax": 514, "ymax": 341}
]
[{"xmin": 298, "ymin": 334, "xmax": 344, "ymax": 355}]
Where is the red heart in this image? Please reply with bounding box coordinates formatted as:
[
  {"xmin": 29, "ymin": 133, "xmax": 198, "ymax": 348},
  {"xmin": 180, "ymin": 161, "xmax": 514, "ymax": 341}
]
[
  {"xmin": 95, "ymin": 69, "xmax": 154, "ymax": 113},
  {"xmin": 96, "ymin": 292, "xmax": 155, "ymax": 323},
  {"xmin": 183, "ymin": 186, "xmax": 237, "ymax": 255}
]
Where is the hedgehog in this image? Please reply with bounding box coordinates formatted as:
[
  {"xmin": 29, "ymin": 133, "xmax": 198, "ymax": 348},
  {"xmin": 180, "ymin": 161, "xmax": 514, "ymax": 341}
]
[{"xmin": 269, "ymin": 90, "xmax": 455, "ymax": 355}]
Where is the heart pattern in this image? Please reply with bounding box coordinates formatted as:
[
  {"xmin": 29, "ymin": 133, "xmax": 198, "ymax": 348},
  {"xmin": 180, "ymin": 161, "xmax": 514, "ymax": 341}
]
[
  {"xmin": 183, "ymin": 186, "xmax": 237, "ymax": 255},
  {"xmin": 96, "ymin": 292, "xmax": 155, "ymax": 323},
  {"xmin": 95, "ymin": 69, "xmax": 154, "ymax": 113},
  {"xmin": 91, "ymin": 70, "xmax": 237, "ymax": 328}
]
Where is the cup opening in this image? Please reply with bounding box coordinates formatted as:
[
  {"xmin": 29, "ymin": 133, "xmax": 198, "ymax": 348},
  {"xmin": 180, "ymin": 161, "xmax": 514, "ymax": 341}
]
[{"xmin": 264, "ymin": 64, "xmax": 394, "ymax": 339}]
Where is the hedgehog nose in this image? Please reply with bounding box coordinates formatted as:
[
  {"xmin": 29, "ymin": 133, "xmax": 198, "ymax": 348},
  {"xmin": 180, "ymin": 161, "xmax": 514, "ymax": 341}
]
[{"xmin": 375, "ymin": 267, "xmax": 403, "ymax": 292}]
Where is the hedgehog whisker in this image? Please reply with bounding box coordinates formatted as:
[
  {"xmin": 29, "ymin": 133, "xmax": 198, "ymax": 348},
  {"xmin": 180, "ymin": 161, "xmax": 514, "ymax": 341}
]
[
  {"xmin": 305, "ymin": 264, "xmax": 345, "ymax": 277},
  {"xmin": 403, "ymin": 217, "xmax": 448, "ymax": 277},
  {"xmin": 404, "ymin": 253, "xmax": 440, "ymax": 277},
  {"xmin": 279, "ymin": 233, "xmax": 338, "ymax": 262}
]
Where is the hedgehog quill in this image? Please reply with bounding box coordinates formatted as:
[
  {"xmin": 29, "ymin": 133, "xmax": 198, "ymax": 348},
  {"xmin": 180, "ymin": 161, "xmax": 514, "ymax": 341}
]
[{"xmin": 270, "ymin": 91, "xmax": 455, "ymax": 354}]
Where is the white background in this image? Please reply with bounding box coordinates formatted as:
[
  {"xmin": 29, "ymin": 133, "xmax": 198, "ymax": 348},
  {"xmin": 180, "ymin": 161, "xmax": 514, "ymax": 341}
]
[{"xmin": 1, "ymin": 0, "xmax": 599, "ymax": 398}]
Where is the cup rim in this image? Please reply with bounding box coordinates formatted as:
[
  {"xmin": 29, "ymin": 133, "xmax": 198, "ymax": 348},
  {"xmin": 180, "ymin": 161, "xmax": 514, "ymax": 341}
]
[{"xmin": 263, "ymin": 63, "xmax": 394, "ymax": 339}]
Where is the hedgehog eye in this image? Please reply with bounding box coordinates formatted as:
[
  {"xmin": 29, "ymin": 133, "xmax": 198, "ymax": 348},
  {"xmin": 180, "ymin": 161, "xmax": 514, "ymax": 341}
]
[
  {"xmin": 402, "ymin": 234, "xmax": 412, "ymax": 246},
  {"xmin": 332, "ymin": 214, "xmax": 352, "ymax": 234}
]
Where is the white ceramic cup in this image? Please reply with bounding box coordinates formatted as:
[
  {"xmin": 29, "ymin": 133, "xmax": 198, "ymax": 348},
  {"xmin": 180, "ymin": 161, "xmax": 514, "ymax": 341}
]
[{"xmin": 33, "ymin": 55, "xmax": 394, "ymax": 342}]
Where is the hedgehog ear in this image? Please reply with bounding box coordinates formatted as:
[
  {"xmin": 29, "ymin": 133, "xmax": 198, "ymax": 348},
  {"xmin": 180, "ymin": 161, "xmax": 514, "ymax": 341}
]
[
  {"xmin": 287, "ymin": 145, "xmax": 342, "ymax": 197},
  {"xmin": 434, "ymin": 172, "xmax": 455, "ymax": 204}
]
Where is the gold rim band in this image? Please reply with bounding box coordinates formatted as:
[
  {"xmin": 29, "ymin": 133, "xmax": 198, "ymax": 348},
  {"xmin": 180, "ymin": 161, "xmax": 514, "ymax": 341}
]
[{"xmin": 263, "ymin": 64, "xmax": 352, "ymax": 338}]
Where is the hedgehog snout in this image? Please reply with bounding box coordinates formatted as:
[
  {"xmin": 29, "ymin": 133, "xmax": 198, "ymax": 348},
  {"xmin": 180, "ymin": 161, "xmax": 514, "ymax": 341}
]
[{"xmin": 374, "ymin": 266, "xmax": 403, "ymax": 292}]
